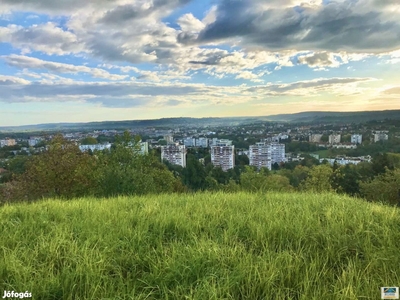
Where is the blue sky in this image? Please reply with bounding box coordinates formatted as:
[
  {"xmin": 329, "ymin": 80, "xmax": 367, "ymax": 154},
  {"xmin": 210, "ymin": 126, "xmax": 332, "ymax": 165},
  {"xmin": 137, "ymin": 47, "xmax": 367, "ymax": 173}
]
[{"xmin": 0, "ymin": 0, "xmax": 399, "ymax": 126}]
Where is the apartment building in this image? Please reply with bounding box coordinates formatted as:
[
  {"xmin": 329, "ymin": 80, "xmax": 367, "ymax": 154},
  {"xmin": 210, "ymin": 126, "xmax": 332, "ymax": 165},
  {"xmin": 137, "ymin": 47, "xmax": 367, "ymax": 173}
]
[
  {"xmin": 196, "ymin": 137, "xmax": 209, "ymax": 148},
  {"xmin": 139, "ymin": 142, "xmax": 149, "ymax": 155},
  {"xmin": 374, "ymin": 133, "xmax": 389, "ymax": 143},
  {"xmin": 309, "ymin": 134, "xmax": 323, "ymax": 143},
  {"xmin": 351, "ymin": 134, "xmax": 363, "ymax": 144},
  {"xmin": 211, "ymin": 140, "xmax": 235, "ymax": 171},
  {"xmin": 161, "ymin": 145, "xmax": 187, "ymax": 167},
  {"xmin": 270, "ymin": 143, "xmax": 286, "ymax": 165},
  {"xmin": 0, "ymin": 139, "xmax": 16, "ymax": 148},
  {"xmin": 27, "ymin": 137, "xmax": 43, "ymax": 147},
  {"xmin": 249, "ymin": 142, "xmax": 272, "ymax": 170},
  {"xmin": 329, "ymin": 134, "xmax": 341, "ymax": 144},
  {"xmin": 183, "ymin": 137, "xmax": 196, "ymax": 147}
]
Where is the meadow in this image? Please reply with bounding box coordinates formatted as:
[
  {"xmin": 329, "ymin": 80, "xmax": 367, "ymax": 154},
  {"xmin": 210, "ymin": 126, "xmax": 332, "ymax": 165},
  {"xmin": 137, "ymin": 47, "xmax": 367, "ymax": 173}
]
[{"xmin": 1, "ymin": 192, "xmax": 399, "ymax": 300}]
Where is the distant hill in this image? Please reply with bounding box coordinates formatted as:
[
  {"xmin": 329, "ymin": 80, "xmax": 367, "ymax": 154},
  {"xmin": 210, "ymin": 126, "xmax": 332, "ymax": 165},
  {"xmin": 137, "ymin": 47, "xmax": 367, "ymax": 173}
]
[
  {"xmin": 1, "ymin": 109, "xmax": 399, "ymax": 132},
  {"xmin": 0, "ymin": 117, "xmax": 241, "ymax": 132},
  {"xmin": 264, "ymin": 109, "xmax": 400, "ymax": 123}
]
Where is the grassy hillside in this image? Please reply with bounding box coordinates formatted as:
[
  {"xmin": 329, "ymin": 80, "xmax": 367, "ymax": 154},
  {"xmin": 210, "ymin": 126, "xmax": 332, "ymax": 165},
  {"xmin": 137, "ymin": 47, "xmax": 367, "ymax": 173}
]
[{"xmin": 1, "ymin": 192, "xmax": 399, "ymax": 300}]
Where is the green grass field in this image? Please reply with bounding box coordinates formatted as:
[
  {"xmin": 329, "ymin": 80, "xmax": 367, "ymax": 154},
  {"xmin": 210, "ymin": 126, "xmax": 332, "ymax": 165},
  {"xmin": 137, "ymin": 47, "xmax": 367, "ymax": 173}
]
[{"xmin": 1, "ymin": 192, "xmax": 399, "ymax": 300}]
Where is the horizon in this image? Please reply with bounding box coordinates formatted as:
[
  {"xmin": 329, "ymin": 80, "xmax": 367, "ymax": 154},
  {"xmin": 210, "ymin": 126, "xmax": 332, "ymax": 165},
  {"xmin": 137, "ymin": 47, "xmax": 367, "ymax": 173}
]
[
  {"xmin": 1, "ymin": 108, "xmax": 399, "ymax": 129},
  {"xmin": 1, "ymin": 0, "xmax": 400, "ymax": 126}
]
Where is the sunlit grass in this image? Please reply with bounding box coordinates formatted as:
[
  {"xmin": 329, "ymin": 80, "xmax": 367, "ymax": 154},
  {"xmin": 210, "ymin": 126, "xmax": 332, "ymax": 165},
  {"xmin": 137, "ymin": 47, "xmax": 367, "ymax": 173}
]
[{"xmin": 1, "ymin": 192, "xmax": 399, "ymax": 299}]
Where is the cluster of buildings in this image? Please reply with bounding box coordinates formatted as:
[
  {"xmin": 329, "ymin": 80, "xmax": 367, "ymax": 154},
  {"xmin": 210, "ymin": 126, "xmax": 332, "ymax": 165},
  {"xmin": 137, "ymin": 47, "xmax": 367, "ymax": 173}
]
[
  {"xmin": 309, "ymin": 132, "xmax": 390, "ymax": 146},
  {"xmin": 0, "ymin": 138, "xmax": 16, "ymax": 148},
  {"xmin": 320, "ymin": 155, "xmax": 372, "ymax": 166},
  {"xmin": 161, "ymin": 139, "xmax": 237, "ymax": 171},
  {"xmin": 79, "ymin": 141, "xmax": 149, "ymax": 155},
  {"xmin": 161, "ymin": 137, "xmax": 286, "ymax": 172},
  {"xmin": 183, "ymin": 137, "xmax": 209, "ymax": 148},
  {"xmin": 309, "ymin": 134, "xmax": 364, "ymax": 145}
]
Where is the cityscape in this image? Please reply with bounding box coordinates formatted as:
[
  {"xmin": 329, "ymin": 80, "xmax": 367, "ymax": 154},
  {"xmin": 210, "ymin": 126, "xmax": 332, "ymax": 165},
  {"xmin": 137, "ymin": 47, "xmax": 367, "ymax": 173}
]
[{"xmin": 1, "ymin": 0, "xmax": 400, "ymax": 298}]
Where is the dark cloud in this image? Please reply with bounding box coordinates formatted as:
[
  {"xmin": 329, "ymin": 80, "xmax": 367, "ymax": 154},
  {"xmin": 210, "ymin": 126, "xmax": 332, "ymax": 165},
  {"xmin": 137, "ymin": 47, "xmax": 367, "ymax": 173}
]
[
  {"xmin": 189, "ymin": 51, "xmax": 232, "ymax": 65},
  {"xmin": 297, "ymin": 52, "xmax": 338, "ymax": 67},
  {"xmin": 186, "ymin": 0, "xmax": 400, "ymax": 53},
  {"xmin": 0, "ymin": 0, "xmax": 111, "ymax": 14}
]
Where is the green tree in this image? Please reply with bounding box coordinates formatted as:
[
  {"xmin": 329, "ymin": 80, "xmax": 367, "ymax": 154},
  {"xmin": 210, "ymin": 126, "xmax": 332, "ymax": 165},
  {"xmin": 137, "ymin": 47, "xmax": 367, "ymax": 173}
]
[
  {"xmin": 96, "ymin": 131, "xmax": 182, "ymax": 197},
  {"xmin": 80, "ymin": 137, "xmax": 98, "ymax": 145},
  {"xmin": 360, "ymin": 168, "xmax": 400, "ymax": 206},
  {"xmin": 2, "ymin": 134, "xmax": 98, "ymax": 202},
  {"xmin": 301, "ymin": 164, "xmax": 333, "ymax": 192},
  {"xmin": 181, "ymin": 154, "xmax": 207, "ymax": 191},
  {"xmin": 331, "ymin": 164, "xmax": 361, "ymax": 196}
]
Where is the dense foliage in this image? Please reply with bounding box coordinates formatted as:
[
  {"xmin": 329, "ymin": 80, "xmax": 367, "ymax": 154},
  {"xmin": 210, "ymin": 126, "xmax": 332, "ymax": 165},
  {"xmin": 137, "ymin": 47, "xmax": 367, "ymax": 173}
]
[{"xmin": 1, "ymin": 132, "xmax": 400, "ymax": 206}]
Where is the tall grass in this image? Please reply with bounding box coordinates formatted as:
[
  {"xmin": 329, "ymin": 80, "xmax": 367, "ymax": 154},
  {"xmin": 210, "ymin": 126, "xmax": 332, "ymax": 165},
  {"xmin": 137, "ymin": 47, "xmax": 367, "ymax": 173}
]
[{"xmin": 1, "ymin": 192, "xmax": 399, "ymax": 299}]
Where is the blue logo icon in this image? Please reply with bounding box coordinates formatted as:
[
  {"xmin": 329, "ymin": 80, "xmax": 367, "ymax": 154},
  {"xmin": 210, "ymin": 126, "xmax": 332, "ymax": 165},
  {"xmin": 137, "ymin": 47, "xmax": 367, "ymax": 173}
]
[{"xmin": 381, "ymin": 287, "xmax": 399, "ymax": 299}]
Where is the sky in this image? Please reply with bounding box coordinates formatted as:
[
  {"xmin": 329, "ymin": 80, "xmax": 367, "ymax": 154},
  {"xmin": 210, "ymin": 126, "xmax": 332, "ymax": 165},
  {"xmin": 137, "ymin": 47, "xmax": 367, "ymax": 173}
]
[{"xmin": 0, "ymin": 0, "xmax": 399, "ymax": 126}]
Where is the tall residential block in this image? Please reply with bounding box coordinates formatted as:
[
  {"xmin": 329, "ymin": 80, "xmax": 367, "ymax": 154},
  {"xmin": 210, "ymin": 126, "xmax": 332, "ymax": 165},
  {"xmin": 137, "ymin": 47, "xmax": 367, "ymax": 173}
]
[
  {"xmin": 351, "ymin": 134, "xmax": 362, "ymax": 144},
  {"xmin": 161, "ymin": 145, "xmax": 187, "ymax": 167},
  {"xmin": 270, "ymin": 143, "xmax": 286, "ymax": 165},
  {"xmin": 329, "ymin": 134, "xmax": 341, "ymax": 144},
  {"xmin": 249, "ymin": 142, "xmax": 272, "ymax": 170},
  {"xmin": 211, "ymin": 140, "xmax": 235, "ymax": 171}
]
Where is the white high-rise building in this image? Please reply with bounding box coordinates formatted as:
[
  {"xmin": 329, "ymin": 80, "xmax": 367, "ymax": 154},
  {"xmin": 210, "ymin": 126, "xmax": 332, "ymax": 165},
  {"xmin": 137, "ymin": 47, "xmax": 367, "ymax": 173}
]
[
  {"xmin": 351, "ymin": 134, "xmax": 363, "ymax": 144},
  {"xmin": 249, "ymin": 142, "xmax": 272, "ymax": 170},
  {"xmin": 140, "ymin": 142, "xmax": 149, "ymax": 155},
  {"xmin": 211, "ymin": 140, "xmax": 235, "ymax": 171},
  {"xmin": 270, "ymin": 143, "xmax": 286, "ymax": 165},
  {"xmin": 329, "ymin": 134, "xmax": 341, "ymax": 144},
  {"xmin": 161, "ymin": 145, "xmax": 187, "ymax": 167}
]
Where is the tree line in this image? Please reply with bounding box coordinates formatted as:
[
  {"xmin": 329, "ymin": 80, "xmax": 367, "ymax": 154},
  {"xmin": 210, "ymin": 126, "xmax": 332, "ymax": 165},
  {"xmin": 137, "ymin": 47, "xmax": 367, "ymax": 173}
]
[{"xmin": 1, "ymin": 132, "xmax": 399, "ymax": 206}]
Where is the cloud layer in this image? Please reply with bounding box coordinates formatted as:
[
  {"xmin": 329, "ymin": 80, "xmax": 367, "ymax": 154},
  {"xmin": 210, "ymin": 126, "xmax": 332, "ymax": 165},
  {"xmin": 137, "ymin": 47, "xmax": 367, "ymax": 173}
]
[{"xmin": 0, "ymin": 0, "xmax": 399, "ymax": 125}]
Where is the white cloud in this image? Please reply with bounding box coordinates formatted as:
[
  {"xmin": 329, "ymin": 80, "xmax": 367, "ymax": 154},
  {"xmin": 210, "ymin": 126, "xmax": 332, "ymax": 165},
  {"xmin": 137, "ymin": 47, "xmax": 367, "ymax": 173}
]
[
  {"xmin": 0, "ymin": 22, "xmax": 84, "ymax": 55},
  {"xmin": 4, "ymin": 55, "xmax": 128, "ymax": 80}
]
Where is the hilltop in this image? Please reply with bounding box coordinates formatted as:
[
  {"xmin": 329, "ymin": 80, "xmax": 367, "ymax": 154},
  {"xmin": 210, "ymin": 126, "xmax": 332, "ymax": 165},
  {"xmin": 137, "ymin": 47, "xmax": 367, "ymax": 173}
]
[
  {"xmin": 1, "ymin": 109, "xmax": 400, "ymax": 132},
  {"xmin": 1, "ymin": 192, "xmax": 399, "ymax": 299},
  {"xmin": 264, "ymin": 109, "xmax": 400, "ymax": 123}
]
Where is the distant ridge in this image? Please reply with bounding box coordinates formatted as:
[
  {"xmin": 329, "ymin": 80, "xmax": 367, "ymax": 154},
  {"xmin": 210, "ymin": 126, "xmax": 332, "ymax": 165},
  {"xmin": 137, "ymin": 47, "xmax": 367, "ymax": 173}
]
[
  {"xmin": 1, "ymin": 109, "xmax": 399, "ymax": 132},
  {"xmin": 263, "ymin": 109, "xmax": 400, "ymax": 123}
]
